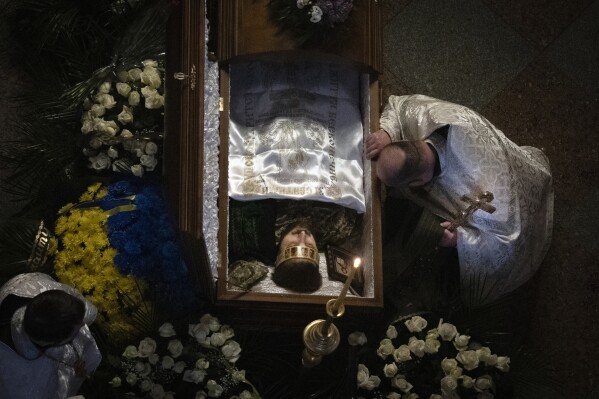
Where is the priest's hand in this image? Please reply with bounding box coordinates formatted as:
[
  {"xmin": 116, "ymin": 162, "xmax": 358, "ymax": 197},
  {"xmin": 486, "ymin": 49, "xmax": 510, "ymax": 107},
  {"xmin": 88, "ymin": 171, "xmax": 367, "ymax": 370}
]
[
  {"xmin": 439, "ymin": 221, "xmax": 458, "ymax": 247},
  {"xmin": 365, "ymin": 129, "xmax": 392, "ymax": 159}
]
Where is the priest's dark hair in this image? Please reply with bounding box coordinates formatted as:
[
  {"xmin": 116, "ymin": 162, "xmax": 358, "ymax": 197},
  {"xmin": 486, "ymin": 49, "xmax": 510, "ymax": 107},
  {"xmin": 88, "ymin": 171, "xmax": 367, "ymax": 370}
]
[{"xmin": 23, "ymin": 290, "xmax": 85, "ymax": 346}]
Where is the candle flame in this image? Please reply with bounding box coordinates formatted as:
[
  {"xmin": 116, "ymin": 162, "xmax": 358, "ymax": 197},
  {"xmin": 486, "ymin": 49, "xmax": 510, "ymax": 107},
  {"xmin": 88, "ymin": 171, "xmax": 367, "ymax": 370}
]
[{"xmin": 353, "ymin": 257, "xmax": 361, "ymax": 268}]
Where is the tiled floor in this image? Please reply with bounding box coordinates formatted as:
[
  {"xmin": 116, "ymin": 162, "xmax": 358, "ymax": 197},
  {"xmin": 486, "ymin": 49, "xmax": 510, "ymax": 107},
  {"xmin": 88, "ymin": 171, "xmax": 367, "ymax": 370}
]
[{"xmin": 381, "ymin": 0, "xmax": 599, "ymax": 396}]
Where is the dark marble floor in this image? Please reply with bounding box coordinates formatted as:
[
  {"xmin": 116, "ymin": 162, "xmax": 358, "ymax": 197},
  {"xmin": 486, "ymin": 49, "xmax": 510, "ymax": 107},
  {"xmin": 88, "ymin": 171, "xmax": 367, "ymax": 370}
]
[
  {"xmin": 381, "ymin": 0, "xmax": 599, "ymax": 397},
  {"xmin": 1, "ymin": 0, "xmax": 598, "ymax": 397}
]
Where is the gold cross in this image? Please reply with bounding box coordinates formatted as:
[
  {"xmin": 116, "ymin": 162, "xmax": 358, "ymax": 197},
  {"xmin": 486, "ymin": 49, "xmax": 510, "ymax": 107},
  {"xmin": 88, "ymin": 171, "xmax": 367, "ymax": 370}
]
[{"xmin": 447, "ymin": 191, "xmax": 496, "ymax": 231}]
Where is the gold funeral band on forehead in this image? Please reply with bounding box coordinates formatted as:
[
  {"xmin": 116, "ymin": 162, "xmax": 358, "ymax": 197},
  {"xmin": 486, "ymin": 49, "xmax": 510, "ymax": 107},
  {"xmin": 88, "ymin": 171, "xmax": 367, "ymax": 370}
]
[{"xmin": 275, "ymin": 245, "xmax": 320, "ymax": 268}]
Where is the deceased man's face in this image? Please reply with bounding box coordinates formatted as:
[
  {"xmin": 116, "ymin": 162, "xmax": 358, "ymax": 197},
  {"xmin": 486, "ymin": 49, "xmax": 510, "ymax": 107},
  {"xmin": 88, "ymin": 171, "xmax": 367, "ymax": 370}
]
[{"xmin": 280, "ymin": 226, "xmax": 317, "ymax": 251}]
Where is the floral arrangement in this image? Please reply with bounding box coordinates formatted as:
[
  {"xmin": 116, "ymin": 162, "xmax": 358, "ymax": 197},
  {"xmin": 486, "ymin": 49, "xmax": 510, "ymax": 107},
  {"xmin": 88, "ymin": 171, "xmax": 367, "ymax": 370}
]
[
  {"xmin": 102, "ymin": 179, "xmax": 200, "ymax": 312},
  {"xmin": 51, "ymin": 182, "xmax": 148, "ymax": 336},
  {"xmin": 110, "ymin": 314, "xmax": 260, "ymax": 399},
  {"xmin": 80, "ymin": 59, "xmax": 165, "ymax": 177},
  {"xmin": 268, "ymin": 0, "xmax": 354, "ymax": 47},
  {"xmin": 352, "ymin": 315, "xmax": 512, "ymax": 399}
]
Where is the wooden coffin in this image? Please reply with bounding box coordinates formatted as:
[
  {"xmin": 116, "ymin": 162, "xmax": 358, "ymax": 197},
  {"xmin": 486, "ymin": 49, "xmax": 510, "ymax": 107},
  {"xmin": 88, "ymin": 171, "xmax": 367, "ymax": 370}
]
[{"xmin": 166, "ymin": 0, "xmax": 384, "ymax": 328}]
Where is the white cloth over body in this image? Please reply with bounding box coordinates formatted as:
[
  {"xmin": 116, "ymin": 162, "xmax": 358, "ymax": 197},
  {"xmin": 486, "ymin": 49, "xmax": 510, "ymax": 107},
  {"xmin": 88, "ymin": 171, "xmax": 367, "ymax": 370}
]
[
  {"xmin": 0, "ymin": 273, "xmax": 102, "ymax": 399},
  {"xmin": 380, "ymin": 94, "xmax": 554, "ymax": 302},
  {"xmin": 228, "ymin": 59, "xmax": 366, "ymax": 213}
]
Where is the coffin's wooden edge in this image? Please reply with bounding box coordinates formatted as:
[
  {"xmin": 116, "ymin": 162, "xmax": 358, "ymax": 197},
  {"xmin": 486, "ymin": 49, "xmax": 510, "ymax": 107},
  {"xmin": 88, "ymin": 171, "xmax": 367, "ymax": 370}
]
[{"xmin": 165, "ymin": 0, "xmax": 215, "ymax": 301}]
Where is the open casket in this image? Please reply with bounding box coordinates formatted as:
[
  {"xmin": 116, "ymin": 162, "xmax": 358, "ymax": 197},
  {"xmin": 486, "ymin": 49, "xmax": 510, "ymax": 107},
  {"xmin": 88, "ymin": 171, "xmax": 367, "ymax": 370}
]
[{"xmin": 165, "ymin": 0, "xmax": 383, "ymax": 328}]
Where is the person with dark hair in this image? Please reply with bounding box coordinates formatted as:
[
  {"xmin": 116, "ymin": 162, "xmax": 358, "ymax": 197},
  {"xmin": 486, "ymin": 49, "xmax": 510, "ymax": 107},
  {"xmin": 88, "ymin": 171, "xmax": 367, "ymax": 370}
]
[
  {"xmin": 365, "ymin": 94, "xmax": 553, "ymax": 305},
  {"xmin": 272, "ymin": 224, "xmax": 322, "ymax": 292},
  {"xmin": 0, "ymin": 273, "xmax": 101, "ymax": 398}
]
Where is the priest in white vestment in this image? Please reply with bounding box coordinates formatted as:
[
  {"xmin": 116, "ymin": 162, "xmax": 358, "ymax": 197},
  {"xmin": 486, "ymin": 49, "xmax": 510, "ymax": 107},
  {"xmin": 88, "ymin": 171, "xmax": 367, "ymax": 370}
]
[
  {"xmin": 366, "ymin": 94, "xmax": 553, "ymax": 303},
  {"xmin": 0, "ymin": 273, "xmax": 102, "ymax": 398}
]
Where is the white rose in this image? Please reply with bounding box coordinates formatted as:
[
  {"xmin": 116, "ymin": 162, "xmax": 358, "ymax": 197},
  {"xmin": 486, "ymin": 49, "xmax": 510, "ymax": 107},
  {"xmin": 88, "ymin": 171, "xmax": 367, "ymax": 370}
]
[
  {"xmin": 219, "ymin": 325, "xmax": 235, "ymax": 340},
  {"xmin": 121, "ymin": 129, "xmax": 133, "ymax": 138},
  {"xmin": 200, "ymin": 314, "xmax": 221, "ymax": 332},
  {"xmin": 126, "ymin": 372, "xmax": 138, "ymax": 385},
  {"xmin": 139, "ymin": 362, "xmax": 152, "ymax": 377},
  {"xmin": 164, "ymin": 393, "xmax": 175, "ymax": 399},
  {"xmin": 81, "ymin": 115, "xmax": 95, "ymax": 134},
  {"xmin": 392, "ymin": 345, "xmax": 411, "ymax": 362},
  {"xmin": 140, "ymin": 379, "xmax": 154, "ymax": 392},
  {"xmin": 162, "ymin": 356, "xmax": 175, "ymax": 369},
  {"xmin": 89, "ymin": 153, "xmax": 111, "ymax": 170},
  {"xmin": 109, "ymin": 376, "xmax": 122, "ymax": 387},
  {"xmin": 407, "ymin": 336, "xmax": 425, "ymax": 358},
  {"xmin": 145, "ymin": 141, "xmax": 158, "ymax": 155},
  {"xmin": 426, "ymin": 328, "xmax": 439, "ymax": 340},
  {"xmin": 117, "ymin": 70, "xmax": 130, "ymax": 82},
  {"xmin": 462, "ymin": 375, "xmax": 474, "ymax": 389},
  {"xmin": 206, "ymin": 380, "xmax": 224, "ymax": 397},
  {"xmin": 150, "ymin": 384, "xmax": 165, "ymax": 399},
  {"xmin": 296, "ymin": 0, "xmax": 309, "ymax": 9},
  {"xmin": 386, "ymin": 393, "xmax": 402, "ymax": 399},
  {"xmin": 173, "ymin": 361, "xmax": 186, "ymax": 373},
  {"xmin": 424, "ymin": 338, "xmax": 441, "ymax": 354},
  {"xmin": 348, "ymin": 331, "xmax": 367, "ymax": 346},
  {"xmin": 131, "ymin": 164, "xmax": 144, "ymax": 177},
  {"xmin": 221, "ymin": 340, "xmax": 242, "ymax": 363},
  {"xmin": 405, "ymin": 316, "xmax": 428, "ymax": 333},
  {"xmin": 95, "ymin": 93, "xmax": 117, "ymax": 109},
  {"xmin": 386, "ymin": 325, "xmax": 398, "ymax": 339},
  {"xmin": 450, "ymin": 367, "xmax": 463, "ymax": 379},
  {"xmin": 118, "ymin": 105, "xmax": 134, "ymax": 125},
  {"xmin": 453, "ymin": 334, "xmax": 470, "ymax": 350},
  {"xmin": 183, "ymin": 369, "xmax": 207, "ymax": 384},
  {"xmin": 309, "ymin": 5, "xmax": 322, "ymax": 22},
  {"xmin": 437, "ymin": 320, "xmax": 458, "ymax": 341},
  {"xmin": 143, "ymin": 59, "xmax": 159, "ymax": 68},
  {"xmin": 145, "ymin": 91, "xmax": 165, "ymax": 109},
  {"xmin": 148, "ymin": 353, "xmax": 160, "ymax": 365},
  {"xmin": 239, "ymin": 391, "xmax": 253, "ymax": 399},
  {"xmin": 377, "ymin": 338, "xmax": 395, "ymax": 359},
  {"xmin": 141, "ymin": 66, "xmax": 162, "ymax": 89},
  {"xmin": 158, "ymin": 323, "xmax": 176, "ymax": 337},
  {"xmin": 189, "ymin": 323, "xmax": 210, "ymax": 344},
  {"xmin": 495, "ymin": 356, "xmax": 510, "ymax": 372},
  {"xmin": 167, "ymin": 339, "xmax": 184, "ymax": 358},
  {"xmin": 196, "ymin": 358, "xmax": 210, "ymax": 369},
  {"xmin": 195, "ymin": 391, "xmax": 207, "ymax": 399},
  {"xmin": 98, "ymin": 81, "xmax": 111, "ymax": 94},
  {"xmin": 89, "ymin": 136, "xmax": 103, "ymax": 149},
  {"xmin": 383, "ymin": 362, "xmax": 398, "ymax": 378},
  {"xmin": 474, "ymin": 375, "xmax": 493, "ymax": 392},
  {"xmin": 440, "ymin": 375, "xmax": 458, "ymax": 393},
  {"xmin": 90, "ymin": 103, "xmax": 106, "ymax": 117},
  {"xmin": 107, "ymin": 146, "xmax": 118, "ymax": 158},
  {"xmin": 356, "ymin": 364, "xmax": 381, "ymax": 391},
  {"xmin": 137, "ymin": 337, "xmax": 157, "ymax": 357},
  {"xmin": 405, "ymin": 394, "xmax": 419, "ymax": 399},
  {"xmin": 210, "ymin": 332, "xmax": 227, "ymax": 347},
  {"xmin": 391, "ymin": 375, "xmax": 413, "ymax": 392},
  {"xmin": 128, "ymin": 68, "xmax": 142, "ymax": 81},
  {"xmin": 456, "ymin": 350, "xmax": 480, "ymax": 371},
  {"xmin": 94, "ymin": 119, "xmax": 119, "ymax": 136},
  {"xmin": 129, "ymin": 91, "xmax": 141, "ymax": 106},
  {"xmin": 231, "ymin": 369, "xmax": 246, "ymax": 382},
  {"xmin": 441, "ymin": 357, "xmax": 458, "ymax": 374},
  {"xmin": 116, "ymin": 82, "xmax": 132, "ymax": 97},
  {"xmin": 122, "ymin": 345, "xmax": 138, "ymax": 359}
]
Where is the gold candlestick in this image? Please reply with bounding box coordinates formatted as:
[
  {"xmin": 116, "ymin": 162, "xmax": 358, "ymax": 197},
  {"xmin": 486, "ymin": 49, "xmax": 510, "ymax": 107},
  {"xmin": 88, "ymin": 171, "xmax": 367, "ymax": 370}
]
[
  {"xmin": 301, "ymin": 257, "xmax": 361, "ymax": 368},
  {"xmin": 301, "ymin": 298, "xmax": 344, "ymax": 368}
]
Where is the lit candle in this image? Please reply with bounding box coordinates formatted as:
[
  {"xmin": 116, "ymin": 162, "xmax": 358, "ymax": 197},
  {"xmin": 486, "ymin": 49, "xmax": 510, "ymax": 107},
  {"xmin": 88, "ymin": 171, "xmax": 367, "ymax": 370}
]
[{"xmin": 333, "ymin": 257, "xmax": 361, "ymax": 313}]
